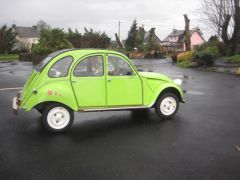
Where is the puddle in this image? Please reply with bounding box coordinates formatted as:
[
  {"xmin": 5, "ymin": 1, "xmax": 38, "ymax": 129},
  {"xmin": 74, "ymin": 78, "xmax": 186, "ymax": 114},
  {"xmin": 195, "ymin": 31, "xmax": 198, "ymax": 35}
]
[
  {"xmin": 0, "ymin": 61, "xmax": 10, "ymax": 64},
  {"xmin": 186, "ymin": 90, "xmax": 205, "ymax": 95},
  {"xmin": 9, "ymin": 71, "xmax": 16, "ymax": 75}
]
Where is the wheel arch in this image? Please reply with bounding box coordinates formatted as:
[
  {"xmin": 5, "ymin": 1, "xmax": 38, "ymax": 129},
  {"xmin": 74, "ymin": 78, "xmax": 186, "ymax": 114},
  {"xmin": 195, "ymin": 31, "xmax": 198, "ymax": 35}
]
[
  {"xmin": 151, "ymin": 86, "xmax": 184, "ymax": 108},
  {"xmin": 34, "ymin": 101, "xmax": 75, "ymax": 112}
]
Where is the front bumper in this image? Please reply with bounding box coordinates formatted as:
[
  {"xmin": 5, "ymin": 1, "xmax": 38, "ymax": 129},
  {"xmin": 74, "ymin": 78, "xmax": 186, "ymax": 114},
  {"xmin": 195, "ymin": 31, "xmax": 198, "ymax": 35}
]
[{"xmin": 13, "ymin": 91, "xmax": 22, "ymax": 115}]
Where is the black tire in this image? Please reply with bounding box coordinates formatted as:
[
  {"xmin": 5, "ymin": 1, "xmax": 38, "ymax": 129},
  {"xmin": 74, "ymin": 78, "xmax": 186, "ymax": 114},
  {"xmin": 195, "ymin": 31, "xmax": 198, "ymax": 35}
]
[
  {"xmin": 155, "ymin": 93, "xmax": 179, "ymax": 119},
  {"xmin": 42, "ymin": 103, "xmax": 74, "ymax": 133},
  {"xmin": 36, "ymin": 108, "xmax": 43, "ymax": 114}
]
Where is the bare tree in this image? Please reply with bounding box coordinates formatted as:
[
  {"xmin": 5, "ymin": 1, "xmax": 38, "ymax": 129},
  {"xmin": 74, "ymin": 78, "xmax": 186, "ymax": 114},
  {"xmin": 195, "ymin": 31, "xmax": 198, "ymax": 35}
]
[
  {"xmin": 115, "ymin": 33, "xmax": 124, "ymax": 48},
  {"xmin": 184, "ymin": 14, "xmax": 191, "ymax": 51},
  {"xmin": 36, "ymin": 20, "xmax": 50, "ymax": 31},
  {"xmin": 200, "ymin": 0, "xmax": 240, "ymax": 54},
  {"xmin": 200, "ymin": 0, "xmax": 234, "ymax": 36}
]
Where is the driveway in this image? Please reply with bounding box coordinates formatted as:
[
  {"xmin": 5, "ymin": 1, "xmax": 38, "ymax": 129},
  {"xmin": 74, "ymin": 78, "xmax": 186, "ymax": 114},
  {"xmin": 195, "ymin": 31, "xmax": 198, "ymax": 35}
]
[{"xmin": 0, "ymin": 59, "xmax": 240, "ymax": 180}]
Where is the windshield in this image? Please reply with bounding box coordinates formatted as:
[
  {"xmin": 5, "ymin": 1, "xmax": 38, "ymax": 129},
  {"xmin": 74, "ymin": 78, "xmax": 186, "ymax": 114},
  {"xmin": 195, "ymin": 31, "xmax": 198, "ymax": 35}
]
[{"xmin": 35, "ymin": 49, "xmax": 72, "ymax": 72}]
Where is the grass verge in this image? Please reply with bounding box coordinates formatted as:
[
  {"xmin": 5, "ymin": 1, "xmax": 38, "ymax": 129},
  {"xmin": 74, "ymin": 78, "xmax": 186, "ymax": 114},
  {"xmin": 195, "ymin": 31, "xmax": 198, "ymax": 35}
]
[
  {"xmin": 0, "ymin": 54, "xmax": 19, "ymax": 61},
  {"xmin": 177, "ymin": 61, "xmax": 191, "ymax": 68},
  {"xmin": 228, "ymin": 55, "xmax": 240, "ymax": 63}
]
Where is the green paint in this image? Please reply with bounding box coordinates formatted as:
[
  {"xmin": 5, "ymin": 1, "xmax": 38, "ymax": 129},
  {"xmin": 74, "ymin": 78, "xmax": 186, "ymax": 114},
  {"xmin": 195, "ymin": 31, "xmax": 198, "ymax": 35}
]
[{"xmin": 19, "ymin": 49, "xmax": 184, "ymax": 112}]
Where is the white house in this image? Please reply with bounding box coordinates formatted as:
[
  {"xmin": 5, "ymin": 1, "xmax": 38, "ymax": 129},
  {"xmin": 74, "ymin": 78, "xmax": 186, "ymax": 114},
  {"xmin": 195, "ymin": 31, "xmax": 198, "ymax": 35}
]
[{"xmin": 13, "ymin": 25, "xmax": 40, "ymax": 52}]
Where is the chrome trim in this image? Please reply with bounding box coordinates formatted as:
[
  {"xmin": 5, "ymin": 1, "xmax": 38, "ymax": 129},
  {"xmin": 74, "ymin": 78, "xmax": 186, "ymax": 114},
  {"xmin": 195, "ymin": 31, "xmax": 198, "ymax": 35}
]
[
  {"xmin": 79, "ymin": 106, "xmax": 150, "ymax": 112},
  {"xmin": 13, "ymin": 97, "xmax": 18, "ymax": 110},
  {"xmin": 13, "ymin": 97, "xmax": 18, "ymax": 115}
]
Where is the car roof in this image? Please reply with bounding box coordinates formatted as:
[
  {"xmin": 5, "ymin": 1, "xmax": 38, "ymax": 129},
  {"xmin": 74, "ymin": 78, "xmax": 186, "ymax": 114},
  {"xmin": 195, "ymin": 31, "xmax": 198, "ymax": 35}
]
[{"xmin": 56, "ymin": 49, "xmax": 127, "ymax": 58}]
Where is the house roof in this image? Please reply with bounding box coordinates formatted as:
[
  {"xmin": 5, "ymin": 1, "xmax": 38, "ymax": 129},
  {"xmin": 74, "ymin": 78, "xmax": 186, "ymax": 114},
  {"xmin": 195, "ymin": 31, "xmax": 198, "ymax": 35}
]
[
  {"xmin": 168, "ymin": 30, "xmax": 185, "ymax": 37},
  {"xmin": 14, "ymin": 26, "xmax": 40, "ymax": 38},
  {"xmin": 162, "ymin": 29, "xmax": 204, "ymax": 43},
  {"xmin": 144, "ymin": 32, "xmax": 162, "ymax": 44},
  {"xmin": 162, "ymin": 30, "xmax": 185, "ymax": 42}
]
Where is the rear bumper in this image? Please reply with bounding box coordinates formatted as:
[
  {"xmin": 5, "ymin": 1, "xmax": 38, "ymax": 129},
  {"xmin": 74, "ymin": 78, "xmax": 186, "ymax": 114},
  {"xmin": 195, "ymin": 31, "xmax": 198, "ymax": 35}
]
[
  {"xmin": 13, "ymin": 97, "xmax": 18, "ymax": 115},
  {"xmin": 13, "ymin": 91, "xmax": 22, "ymax": 115}
]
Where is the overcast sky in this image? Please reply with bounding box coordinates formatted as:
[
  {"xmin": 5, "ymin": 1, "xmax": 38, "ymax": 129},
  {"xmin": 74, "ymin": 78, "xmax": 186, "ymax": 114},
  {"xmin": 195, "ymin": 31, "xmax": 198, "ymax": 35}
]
[{"xmin": 0, "ymin": 0, "xmax": 209, "ymax": 40}]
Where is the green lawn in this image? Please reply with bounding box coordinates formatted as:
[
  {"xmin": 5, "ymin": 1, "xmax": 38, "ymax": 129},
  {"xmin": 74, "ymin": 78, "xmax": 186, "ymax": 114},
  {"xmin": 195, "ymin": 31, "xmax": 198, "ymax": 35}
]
[
  {"xmin": 177, "ymin": 60, "xmax": 191, "ymax": 68},
  {"xmin": 228, "ymin": 55, "xmax": 240, "ymax": 63},
  {"xmin": 0, "ymin": 54, "xmax": 19, "ymax": 61}
]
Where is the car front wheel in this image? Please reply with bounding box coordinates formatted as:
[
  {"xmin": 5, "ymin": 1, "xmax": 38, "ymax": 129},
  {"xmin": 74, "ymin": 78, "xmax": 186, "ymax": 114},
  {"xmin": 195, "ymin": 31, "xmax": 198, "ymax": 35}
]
[
  {"xmin": 42, "ymin": 103, "xmax": 74, "ymax": 132},
  {"xmin": 155, "ymin": 93, "xmax": 179, "ymax": 119}
]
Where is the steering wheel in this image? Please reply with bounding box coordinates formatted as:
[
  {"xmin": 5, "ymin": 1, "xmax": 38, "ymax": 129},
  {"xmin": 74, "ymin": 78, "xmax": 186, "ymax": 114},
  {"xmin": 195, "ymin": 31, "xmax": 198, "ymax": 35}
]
[{"xmin": 113, "ymin": 67, "xmax": 120, "ymax": 75}]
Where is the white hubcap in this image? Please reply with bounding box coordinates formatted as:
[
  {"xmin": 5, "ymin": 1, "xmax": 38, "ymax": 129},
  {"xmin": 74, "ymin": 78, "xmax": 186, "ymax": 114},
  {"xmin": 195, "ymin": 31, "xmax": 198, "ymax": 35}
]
[
  {"xmin": 47, "ymin": 107, "xmax": 70, "ymax": 129},
  {"xmin": 160, "ymin": 97, "xmax": 177, "ymax": 116}
]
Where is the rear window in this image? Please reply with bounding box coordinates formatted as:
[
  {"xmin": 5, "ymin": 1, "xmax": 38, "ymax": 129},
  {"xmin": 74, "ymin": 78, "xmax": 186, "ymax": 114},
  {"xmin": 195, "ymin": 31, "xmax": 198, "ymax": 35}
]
[
  {"xmin": 35, "ymin": 49, "xmax": 71, "ymax": 72},
  {"xmin": 48, "ymin": 56, "xmax": 73, "ymax": 78}
]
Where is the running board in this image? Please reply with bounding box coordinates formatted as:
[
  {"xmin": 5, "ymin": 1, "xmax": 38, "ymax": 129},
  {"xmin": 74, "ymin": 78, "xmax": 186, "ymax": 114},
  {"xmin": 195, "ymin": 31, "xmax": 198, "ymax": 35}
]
[{"xmin": 78, "ymin": 106, "xmax": 150, "ymax": 112}]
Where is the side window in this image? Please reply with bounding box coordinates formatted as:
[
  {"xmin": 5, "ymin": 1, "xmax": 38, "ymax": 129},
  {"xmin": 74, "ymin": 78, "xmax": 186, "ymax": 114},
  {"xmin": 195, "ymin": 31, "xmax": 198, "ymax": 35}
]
[
  {"xmin": 74, "ymin": 56, "xmax": 103, "ymax": 77},
  {"xmin": 48, "ymin": 56, "xmax": 73, "ymax": 78},
  {"xmin": 108, "ymin": 56, "xmax": 134, "ymax": 76}
]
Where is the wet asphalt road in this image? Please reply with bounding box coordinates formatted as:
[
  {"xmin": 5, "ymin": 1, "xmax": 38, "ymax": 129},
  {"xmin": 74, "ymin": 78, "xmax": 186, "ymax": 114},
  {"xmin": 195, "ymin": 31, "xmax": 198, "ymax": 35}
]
[{"xmin": 0, "ymin": 59, "xmax": 240, "ymax": 180}]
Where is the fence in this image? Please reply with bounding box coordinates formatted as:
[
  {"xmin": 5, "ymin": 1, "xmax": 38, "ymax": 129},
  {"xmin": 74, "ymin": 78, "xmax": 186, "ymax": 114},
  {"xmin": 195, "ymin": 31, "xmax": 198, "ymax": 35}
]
[{"xmin": 19, "ymin": 53, "xmax": 46, "ymax": 65}]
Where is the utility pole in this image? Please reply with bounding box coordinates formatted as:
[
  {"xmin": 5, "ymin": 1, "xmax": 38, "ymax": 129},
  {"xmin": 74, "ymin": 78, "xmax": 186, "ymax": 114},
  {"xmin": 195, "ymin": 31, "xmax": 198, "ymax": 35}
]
[{"xmin": 118, "ymin": 21, "xmax": 121, "ymax": 40}]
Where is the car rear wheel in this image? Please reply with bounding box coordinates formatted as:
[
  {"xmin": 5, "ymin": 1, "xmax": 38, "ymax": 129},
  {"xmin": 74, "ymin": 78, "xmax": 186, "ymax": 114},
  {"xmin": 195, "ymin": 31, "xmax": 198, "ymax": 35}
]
[
  {"xmin": 42, "ymin": 103, "xmax": 74, "ymax": 132},
  {"xmin": 155, "ymin": 93, "xmax": 179, "ymax": 119}
]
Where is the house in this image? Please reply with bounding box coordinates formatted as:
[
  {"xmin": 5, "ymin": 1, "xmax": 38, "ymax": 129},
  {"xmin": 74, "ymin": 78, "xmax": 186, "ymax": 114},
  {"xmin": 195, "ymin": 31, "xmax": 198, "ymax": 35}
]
[
  {"xmin": 12, "ymin": 25, "xmax": 40, "ymax": 52},
  {"xmin": 143, "ymin": 28, "xmax": 162, "ymax": 46},
  {"xmin": 162, "ymin": 28, "xmax": 205, "ymax": 52}
]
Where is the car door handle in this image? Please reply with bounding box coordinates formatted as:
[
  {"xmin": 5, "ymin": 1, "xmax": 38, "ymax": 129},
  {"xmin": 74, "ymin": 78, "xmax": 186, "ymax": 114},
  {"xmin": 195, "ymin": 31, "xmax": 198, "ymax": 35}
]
[
  {"xmin": 71, "ymin": 80, "xmax": 77, "ymax": 83},
  {"xmin": 107, "ymin": 78, "xmax": 111, "ymax": 82}
]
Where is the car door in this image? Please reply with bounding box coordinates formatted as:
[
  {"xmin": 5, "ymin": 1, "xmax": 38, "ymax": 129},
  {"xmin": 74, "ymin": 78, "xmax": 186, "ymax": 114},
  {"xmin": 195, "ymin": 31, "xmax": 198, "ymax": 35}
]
[
  {"xmin": 71, "ymin": 54, "xmax": 106, "ymax": 107},
  {"xmin": 106, "ymin": 54, "xmax": 143, "ymax": 106}
]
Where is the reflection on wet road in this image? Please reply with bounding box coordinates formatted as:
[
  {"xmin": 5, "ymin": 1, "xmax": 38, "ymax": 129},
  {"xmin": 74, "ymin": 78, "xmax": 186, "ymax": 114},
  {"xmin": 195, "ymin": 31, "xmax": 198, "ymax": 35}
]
[{"xmin": 0, "ymin": 59, "xmax": 240, "ymax": 180}]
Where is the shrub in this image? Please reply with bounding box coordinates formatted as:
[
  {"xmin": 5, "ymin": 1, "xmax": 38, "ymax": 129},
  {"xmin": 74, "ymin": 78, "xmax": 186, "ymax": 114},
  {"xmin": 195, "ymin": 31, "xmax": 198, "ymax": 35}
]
[
  {"xmin": 207, "ymin": 35, "xmax": 226, "ymax": 56},
  {"xmin": 193, "ymin": 44, "xmax": 220, "ymax": 66},
  {"xmin": 206, "ymin": 46, "xmax": 220, "ymax": 56},
  {"xmin": 177, "ymin": 51, "xmax": 193, "ymax": 62},
  {"xmin": 194, "ymin": 51, "xmax": 215, "ymax": 66}
]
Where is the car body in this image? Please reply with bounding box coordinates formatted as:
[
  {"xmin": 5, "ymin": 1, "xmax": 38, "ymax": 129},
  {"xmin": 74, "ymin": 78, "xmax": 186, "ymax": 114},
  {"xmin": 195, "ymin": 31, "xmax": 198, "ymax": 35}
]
[{"xmin": 13, "ymin": 49, "xmax": 185, "ymax": 132}]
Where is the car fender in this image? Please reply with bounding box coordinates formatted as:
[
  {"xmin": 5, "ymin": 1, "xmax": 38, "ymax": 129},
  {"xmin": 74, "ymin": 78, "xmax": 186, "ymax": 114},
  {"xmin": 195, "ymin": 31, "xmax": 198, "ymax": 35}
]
[
  {"xmin": 149, "ymin": 82, "xmax": 184, "ymax": 106},
  {"xmin": 21, "ymin": 81, "xmax": 78, "ymax": 111}
]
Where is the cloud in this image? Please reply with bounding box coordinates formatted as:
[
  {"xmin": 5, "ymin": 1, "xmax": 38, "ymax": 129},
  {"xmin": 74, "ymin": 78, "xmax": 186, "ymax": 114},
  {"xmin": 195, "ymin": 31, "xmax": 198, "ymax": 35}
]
[{"xmin": 0, "ymin": 0, "xmax": 207, "ymax": 40}]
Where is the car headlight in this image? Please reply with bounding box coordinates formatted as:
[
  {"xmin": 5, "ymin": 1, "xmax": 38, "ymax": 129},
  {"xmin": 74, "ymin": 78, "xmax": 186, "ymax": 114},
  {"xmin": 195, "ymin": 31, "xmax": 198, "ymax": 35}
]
[{"xmin": 173, "ymin": 79, "xmax": 182, "ymax": 86}]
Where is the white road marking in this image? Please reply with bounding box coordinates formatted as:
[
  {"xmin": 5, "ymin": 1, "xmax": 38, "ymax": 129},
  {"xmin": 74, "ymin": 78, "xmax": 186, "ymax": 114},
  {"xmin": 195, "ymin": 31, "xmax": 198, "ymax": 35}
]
[{"xmin": 0, "ymin": 87, "xmax": 22, "ymax": 91}]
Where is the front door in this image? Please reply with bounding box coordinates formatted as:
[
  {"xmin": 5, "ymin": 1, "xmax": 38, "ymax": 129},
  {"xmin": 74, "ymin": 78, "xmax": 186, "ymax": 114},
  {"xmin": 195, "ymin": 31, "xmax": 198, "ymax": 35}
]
[
  {"xmin": 71, "ymin": 55, "xmax": 106, "ymax": 107},
  {"xmin": 106, "ymin": 55, "xmax": 143, "ymax": 106}
]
